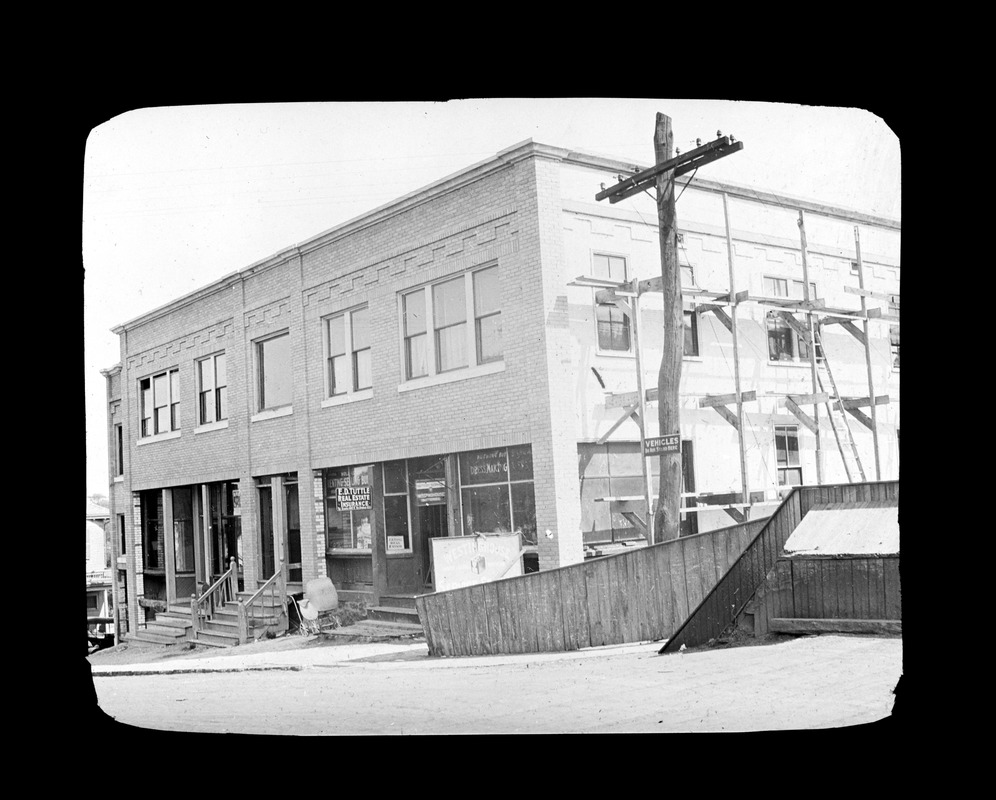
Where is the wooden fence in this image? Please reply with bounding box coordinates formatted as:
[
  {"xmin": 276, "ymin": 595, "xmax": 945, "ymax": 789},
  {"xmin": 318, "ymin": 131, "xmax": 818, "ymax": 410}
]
[
  {"xmin": 753, "ymin": 555, "xmax": 901, "ymax": 635},
  {"xmin": 660, "ymin": 480, "xmax": 900, "ymax": 652},
  {"xmin": 415, "ymin": 517, "xmax": 767, "ymax": 657}
]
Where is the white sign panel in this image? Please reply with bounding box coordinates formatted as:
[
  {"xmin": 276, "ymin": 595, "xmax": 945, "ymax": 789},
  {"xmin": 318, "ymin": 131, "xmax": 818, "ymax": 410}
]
[{"xmin": 430, "ymin": 533, "xmax": 522, "ymax": 593}]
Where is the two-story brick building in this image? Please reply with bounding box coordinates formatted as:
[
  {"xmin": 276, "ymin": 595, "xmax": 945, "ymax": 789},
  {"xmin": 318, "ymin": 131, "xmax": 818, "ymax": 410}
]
[{"xmin": 102, "ymin": 139, "xmax": 899, "ymax": 641}]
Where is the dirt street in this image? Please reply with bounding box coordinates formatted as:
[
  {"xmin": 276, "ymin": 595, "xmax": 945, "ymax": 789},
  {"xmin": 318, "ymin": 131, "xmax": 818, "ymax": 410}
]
[{"xmin": 88, "ymin": 633, "xmax": 902, "ymax": 734}]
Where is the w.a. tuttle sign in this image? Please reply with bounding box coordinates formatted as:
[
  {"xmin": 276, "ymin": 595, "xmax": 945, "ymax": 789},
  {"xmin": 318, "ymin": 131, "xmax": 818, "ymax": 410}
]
[{"xmin": 644, "ymin": 434, "xmax": 680, "ymax": 456}]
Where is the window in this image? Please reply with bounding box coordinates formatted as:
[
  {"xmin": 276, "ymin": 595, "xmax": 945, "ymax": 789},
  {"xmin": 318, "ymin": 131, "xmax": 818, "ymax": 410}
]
[
  {"xmin": 325, "ymin": 465, "xmax": 374, "ymax": 551},
  {"xmin": 593, "ymin": 253, "xmax": 630, "ymax": 352},
  {"xmin": 383, "ymin": 461, "xmax": 412, "ymax": 553},
  {"xmin": 680, "ymin": 263, "xmax": 696, "ymax": 289},
  {"xmin": 458, "ymin": 445, "xmax": 536, "ymax": 545},
  {"xmin": 197, "ymin": 353, "xmax": 227, "ymax": 424},
  {"xmin": 139, "ymin": 368, "xmax": 179, "ymax": 437},
  {"xmin": 118, "ymin": 514, "xmax": 126, "ymax": 556},
  {"xmin": 401, "ymin": 266, "xmax": 503, "ymax": 382},
  {"xmin": 433, "ymin": 276, "xmax": 467, "ymax": 372},
  {"xmin": 889, "ymin": 298, "xmax": 900, "ymax": 369},
  {"xmin": 763, "ymin": 277, "xmax": 821, "ymax": 363},
  {"xmin": 257, "ymin": 333, "xmax": 292, "ymax": 410},
  {"xmin": 683, "ymin": 310, "xmax": 699, "ymax": 357},
  {"xmin": 775, "ymin": 425, "xmax": 803, "ymax": 487},
  {"xmin": 473, "ymin": 266, "xmax": 502, "ymax": 364},
  {"xmin": 114, "ymin": 424, "xmax": 123, "ymax": 475},
  {"xmin": 327, "ymin": 306, "xmax": 372, "ymax": 397}
]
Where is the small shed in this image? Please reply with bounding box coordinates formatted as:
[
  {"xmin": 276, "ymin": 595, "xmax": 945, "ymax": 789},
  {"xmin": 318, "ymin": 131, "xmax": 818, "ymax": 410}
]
[{"xmin": 751, "ymin": 502, "xmax": 901, "ymax": 636}]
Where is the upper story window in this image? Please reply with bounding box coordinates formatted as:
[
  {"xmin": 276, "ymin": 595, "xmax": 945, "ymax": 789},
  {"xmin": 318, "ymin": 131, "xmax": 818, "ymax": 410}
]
[
  {"xmin": 401, "ymin": 265, "xmax": 503, "ymax": 382},
  {"xmin": 763, "ymin": 276, "xmax": 821, "ymax": 364},
  {"xmin": 256, "ymin": 332, "xmax": 292, "ymax": 411},
  {"xmin": 327, "ymin": 305, "xmax": 372, "ymax": 397},
  {"xmin": 114, "ymin": 423, "xmax": 124, "ymax": 475},
  {"xmin": 197, "ymin": 353, "xmax": 227, "ymax": 425},
  {"xmin": 775, "ymin": 424, "xmax": 802, "ymax": 487},
  {"xmin": 680, "ymin": 263, "xmax": 696, "ymax": 289},
  {"xmin": 683, "ymin": 310, "xmax": 699, "ymax": 357},
  {"xmin": 140, "ymin": 368, "xmax": 179, "ymax": 437},
  {"xmin": 593, "ymin": 253, "xmax": 630, "ymax": 353}
]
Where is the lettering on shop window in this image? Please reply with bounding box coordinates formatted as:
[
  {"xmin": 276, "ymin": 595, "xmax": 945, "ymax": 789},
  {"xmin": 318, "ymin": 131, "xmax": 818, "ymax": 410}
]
[{"xmin": 336, "ymin": 485, "xmax": 371, "ymax": 510}]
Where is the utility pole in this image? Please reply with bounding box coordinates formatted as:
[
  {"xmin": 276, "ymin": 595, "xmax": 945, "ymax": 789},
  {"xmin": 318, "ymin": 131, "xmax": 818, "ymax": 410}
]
[
  {"xmin": 654, "ymin": 114, "xmax": 683, "ymax": 542},
  {"xmin": 595, "ymin": 114, "xmax": 742, "ymax": 543}
]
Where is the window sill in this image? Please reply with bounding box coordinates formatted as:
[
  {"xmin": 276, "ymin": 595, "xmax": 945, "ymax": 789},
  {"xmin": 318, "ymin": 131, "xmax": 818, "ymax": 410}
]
[
  {"xmin": 195, "ymin": 419, "xmax": 229, "ymax": 435},
  {"xmin": 683, "ymin": 355, "xmax": 703, "ymax": 362},
  {"xmin": 594, "ymin": 350, "xmax": 635, "ymax": 360},
  {"xmin": 767, "ymin": 360, "xmax": 812, "ymax": 369},
  {"xmin": 251, "ymin": 406, "xmax": 293, "ymax": 423},
  {"xmin": 326, "ymin": 549, "xmax": 372, "ymax": 557},
  {"xmin": 399, "ymin": 360, "xmax": 505, "ymax": 393},
  {"xmin": 321, "ymin": 388, "xmax": 373, "ymax": 409},
  {"xmin": 137, "ymin": 430, "xmax": 181, "ymax": 446},
  {"xmin": 113, "ymin": 475, "xmax": 124, "ymax": 483}
]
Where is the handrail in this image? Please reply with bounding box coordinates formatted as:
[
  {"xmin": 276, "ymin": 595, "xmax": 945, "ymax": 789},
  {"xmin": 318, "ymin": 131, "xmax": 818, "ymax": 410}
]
[
  {"xmin": 236, "ymin": 559, "xmax": 286, "ymax": 645},
  {"xmin": 190, "ymin": 557, "xmax": 238, "ymax": 637}
]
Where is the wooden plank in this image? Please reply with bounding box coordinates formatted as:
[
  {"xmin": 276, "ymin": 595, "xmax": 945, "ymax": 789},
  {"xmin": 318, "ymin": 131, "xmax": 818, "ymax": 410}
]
[
  {"xmin": 426, "ymin": 594, "xmax": 453, "ymax": 657},
  {"xmin": 558, "ymin": 565, "xmax": 587, "ymax": 650},
  {"xmin": 542, "ymin": 569, "xmax": 566, "ymax": 652},
  {"xmin": 883, "ymin": 557, "xmax": 902, "ymax": 620},
  {"xmin": 655, "ymin": 542, "xmax": 677, "ymax": 639},
  {"xmin": 821, "ymin": 560, "xmax": 838, "ymax": 619},
  {"xmin": 667, "ymin": 537, "xmax": 690, "ymax": 632},
  {"xmin": 699, "ymin": 390, "xmax": 757, "ymax": 409},
  {"xmin": 618, "ymin": 553, "xmax": 642, "ymax": 644},
  {"xmin": 712, "ymin": 404, "xmax": 740, "ymax": 430},
  {"xmin": 771, "ymin": 560, "xmax": 793, "ymax": 620},
  {"xmin": 629, "ymin": 551, "xmax": 651, "ymax": 642},
  {"xmin": 414, "ymin": 596, "xmax": 435, "ymax": 655},
  {"xmin": 442, "ymin": 591, "xmax": 468, "ymax": 657},
  {"xmin": 495, "ymin": 579, "xmax": 520, "ymax": 654},
  {"xmin": 482, "ymin": 580, "xmax": 502, "ymax": 654},
  {"xmin": 810, "ymin": 560, "xmax": 825, "ymax": 619},
  {"xmin": 584, "ymin": 560, "xmax": 611, "ymax": 648},
  {"xmin": 517, "ymin": 577, "xmax": 540, "ymax": 654},
  {"xmin": 465, "ymin": 584, "xmax": 490, "ymax": 655},
  {"xmin": 770, "ymin": 618, "xmax": 901, "ymax": 635},
  {"xmin": 790, "ymin": 560, "xmax": 808, "ymax": 618},
  {"xmin": 785, "ymin": 396, "xmax": 820, "ymax": 435},
  {"xmin": 698, "ymin": 533, "xmax": 719, "ymax": 596},
  {"xmin": 867, "ymin": 558, "xmax": 886, "ymax": 620},
  {"xmin": 837, "ymin": 559, "xmax": 855, "ymax": 620},
  {"xmin": 607, "ymin": 554, "xmax": 631, "ymax": 645},
  {"xmin": 681, "ymin": 536, "xmax": 705, "ymax": 614},
  {"xmin": 852, "ymin": 559, "xmax": 872, "ymax": 620}
]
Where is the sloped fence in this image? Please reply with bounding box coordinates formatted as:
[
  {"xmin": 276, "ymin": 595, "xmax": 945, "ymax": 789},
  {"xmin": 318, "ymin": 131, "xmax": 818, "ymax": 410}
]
[{"xmin": 415, "ymin": 516, "xmax": 767, "ymax": 657}]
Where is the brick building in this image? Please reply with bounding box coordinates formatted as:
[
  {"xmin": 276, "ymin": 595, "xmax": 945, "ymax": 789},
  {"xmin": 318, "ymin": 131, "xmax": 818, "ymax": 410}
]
[{"xmin": 102, "ymin": 140, "xmax": 900, "ymax": 640}]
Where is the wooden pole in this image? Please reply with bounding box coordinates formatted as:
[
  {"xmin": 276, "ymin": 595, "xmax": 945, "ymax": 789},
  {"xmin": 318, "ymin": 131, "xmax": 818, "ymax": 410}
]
[
  {"xmin": 854, "ymin": 226, "xmax": 882, "ymax": 479},
  {"xmin": 797, "ymin": 211, "xmax": 823, "ymax": 485},
  {"xmin": 629, "ymin": 292, "xmax": 655, "ymax": 544},
  {"xmin": 722, "ymin": 193, "xmax": 750, "ymax": 517},
  {"xmin": 653, "ymin": 113, "xmax": 682, "ymax": 541}
]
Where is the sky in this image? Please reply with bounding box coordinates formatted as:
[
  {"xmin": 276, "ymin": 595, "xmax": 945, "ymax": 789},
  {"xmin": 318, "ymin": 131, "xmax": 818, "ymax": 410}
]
[{"xmin": 82, "ymin": 98, "xmax": 902, "ymax": 497}]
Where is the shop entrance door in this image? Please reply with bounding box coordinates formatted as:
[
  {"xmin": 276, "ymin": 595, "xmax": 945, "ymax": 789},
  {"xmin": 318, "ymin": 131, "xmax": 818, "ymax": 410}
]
[{"xmin": 417, "ymin": 504, "xmax": 448, "ymax": 590}]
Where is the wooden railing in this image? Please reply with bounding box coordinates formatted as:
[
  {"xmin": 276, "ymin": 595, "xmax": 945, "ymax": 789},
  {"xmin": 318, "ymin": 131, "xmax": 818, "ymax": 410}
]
[
  {"xmin": 190, "ymin": 557, "xmax": 239, "ymax": 638},
  {"xmin": 236, "ymin": 559, "xmax": 286, "ymax": 645}
]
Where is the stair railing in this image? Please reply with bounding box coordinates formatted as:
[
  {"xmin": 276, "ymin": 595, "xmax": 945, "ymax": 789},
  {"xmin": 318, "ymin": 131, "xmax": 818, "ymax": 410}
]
[
  {"xmin": 190, "ymin": 557, "xmax": 239, "ymax": 637},
  {"xmin": 236, "ymin": 559, "xmax": 286, "ymax": 645}
]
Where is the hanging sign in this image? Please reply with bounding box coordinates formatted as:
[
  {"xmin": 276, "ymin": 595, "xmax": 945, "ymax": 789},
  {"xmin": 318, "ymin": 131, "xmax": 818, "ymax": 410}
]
[
  {"xmin": 231, "ymin": 488, "xmax": 241, "ymax": 516},
  {"xmin": 644, "ymin": 434, "xmax": 680, "ymax": 456},
  {"xmin": 336, "ymin": 485, "xmax": 371, "ymax": 510},
  {"xmin": 415, "ymin": 479, "xmax": 447, "ymax": 506}
]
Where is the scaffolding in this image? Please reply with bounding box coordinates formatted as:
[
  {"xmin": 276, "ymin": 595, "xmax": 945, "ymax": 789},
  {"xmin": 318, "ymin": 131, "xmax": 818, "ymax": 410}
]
[{"xmin": 571, "ymin": 201, "xmax": 899, "ymax": 542}]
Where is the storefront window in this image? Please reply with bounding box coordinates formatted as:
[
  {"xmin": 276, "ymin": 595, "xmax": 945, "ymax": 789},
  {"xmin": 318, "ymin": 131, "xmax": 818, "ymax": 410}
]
[
  {"xmin": 172, "ymin": 487, "xmax": 195, "ymax": 573},
  {"xmin": 458, "ymin": 445, "xmax": 536, "ymax": 545},
  {"xmin": 325, "ymin": 465, "xmax": 373, "ymax": 551}
]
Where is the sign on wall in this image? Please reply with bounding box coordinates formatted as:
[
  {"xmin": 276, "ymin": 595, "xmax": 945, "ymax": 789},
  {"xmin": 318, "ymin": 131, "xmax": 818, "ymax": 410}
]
[
  {"xmin": 415, "ymin": 479, "xmax": 447, "ymax": 506},
  {"xmin": 644, "ymin": 434, "xmax": 680, "ymax": 456},
  {"xmin": 431, "ymin": 533, "xmax": 522, "ymax": 592}
]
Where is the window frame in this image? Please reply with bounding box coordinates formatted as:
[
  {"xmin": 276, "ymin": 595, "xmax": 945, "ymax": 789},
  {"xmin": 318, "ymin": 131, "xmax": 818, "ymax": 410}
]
[
  {"xmin": 398, "ymin": 264, "xmax": 504, "ymax": 386},
  {"xmin": 382, "ymin": 461, "xmax": 414, "ymax": 555},
  {"xmin": 457, "ymin": 445, "xmax": 536, "ymax": 545},
  {"xmin": 323, "ymin": 304, "xmax": 373, "ymax": 405},
  {"xmin": 591, "ymin": 252, "xmax": 632, "ymax": 356},
  {"xmin": 774, "ymin": 424, "xmax": 803, "ymax": 487},
  {"xmin": 196, "ymin": 352, "xmax": 227, "ymax": 426},
  {"xmin": 254, "ymin": 331, "xmax": 293, "ymax": 414},
  {"xmin": 683, "ymin": 309, "xmax": 700, "ymax": 358},
  {"xmin": 139, "ymin": 367, "xmax": 180, "ymax": 438},
  {"xmin": 114, "ymin": 423, "xmax": 124, "ymax": 476},
  {"xmin": 762, "ymin": 275, "xmax": 821, "ymax": 365}
]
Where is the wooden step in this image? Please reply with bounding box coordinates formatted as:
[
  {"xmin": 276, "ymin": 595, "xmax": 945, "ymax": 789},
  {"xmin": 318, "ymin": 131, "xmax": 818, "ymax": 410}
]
[
  {"xmin": 194, "ymin": 629, "xmax": 240, "ymax": 647},
  {"xmin": 379, "ymin": 594, "xmax": 419, "ymax": 610},
  {"xmin": 367, "ymin": 606, "xmax": 421, "ymax": 625},
  {"xmin": 127, "ymin": 629, "xmax": 188, "ymax": 645},
  {"xmin": 150, "ymin": 614, "xmax": 193, "ymax": 629}
]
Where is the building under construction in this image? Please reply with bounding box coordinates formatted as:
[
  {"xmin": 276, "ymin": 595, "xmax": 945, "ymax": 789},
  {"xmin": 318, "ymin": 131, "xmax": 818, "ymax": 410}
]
[{"xmin": 101, "ymin": 139, "xmax": 899, "ymax": 645}]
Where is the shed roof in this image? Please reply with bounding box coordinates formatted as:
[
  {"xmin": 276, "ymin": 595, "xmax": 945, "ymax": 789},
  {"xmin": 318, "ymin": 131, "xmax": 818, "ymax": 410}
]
[
  {"xmin": 86, "ymin": 499, "xmax": 110, "ymax": 519},
  {"xmin": 782, "ymin": 503, "xmax": 899, "ymax": 557}
]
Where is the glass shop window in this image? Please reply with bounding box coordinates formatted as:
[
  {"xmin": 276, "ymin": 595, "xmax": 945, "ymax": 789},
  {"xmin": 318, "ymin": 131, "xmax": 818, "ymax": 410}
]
[
  {"xmin": 383, "ymin": 460, "xmax": 412, "ymax": 553},
  {"xmin": 325, "ymin": 465, "xmax": 373, "ymax": 551},
  {"xmin": 458, "ymin": 445, "xmax": 536, "ymax": 545}
]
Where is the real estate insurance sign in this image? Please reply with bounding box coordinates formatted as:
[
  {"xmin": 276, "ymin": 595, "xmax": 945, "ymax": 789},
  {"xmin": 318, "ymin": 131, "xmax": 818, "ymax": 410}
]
[
  {"xmin": 336, "ymin": 485, "xmax": 371, "ymax": 510},
  {"xmin": 431, "ymin": 533, "xmax": 522, "ymax": 592}
]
